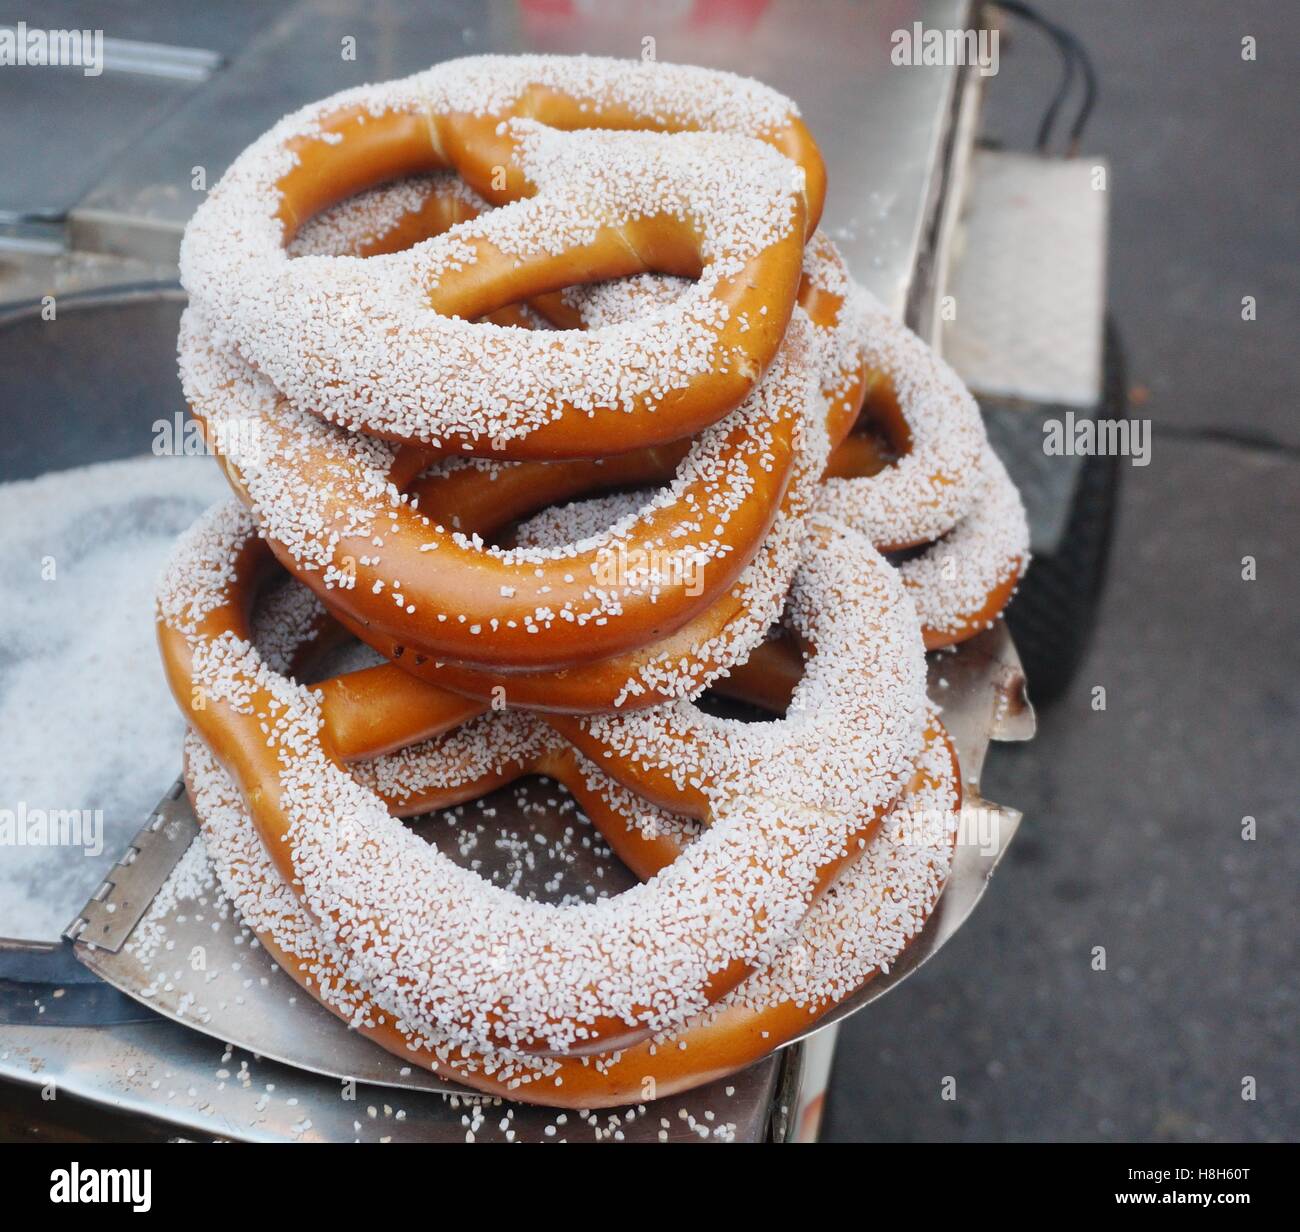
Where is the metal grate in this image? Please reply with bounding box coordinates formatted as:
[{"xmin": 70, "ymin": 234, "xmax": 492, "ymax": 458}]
[{"xmin": 944, "ymin": 149, "xmax": 1109, "ymax": 408}]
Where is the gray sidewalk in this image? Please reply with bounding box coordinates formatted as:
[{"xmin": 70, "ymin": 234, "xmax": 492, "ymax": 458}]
[{"xmin": 826, "ymin": 0, "xmax": 1298, "ymax": 1142}]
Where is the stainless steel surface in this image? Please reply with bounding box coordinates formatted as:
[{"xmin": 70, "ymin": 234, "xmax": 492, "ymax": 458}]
[
  {"xmin": 0, "ymin": 64, "xmax": 194, "ymax": 223},
  {"xmin": 918, "ymin": 61, "xmax": 984, "ymax": 341},
  {"xmin": 71, "ymin": 780, "xmax": 585, "ymax": 1098},
  {"xmin": 0, "ymin": 26, "xmax": 223, "ymax": 82},
  {"xmin": 0, "ymin": 2, "xmax": 274, "ymax": 225},
  {"xmin": 0, "ymin": 1019, "xmax": 779, "ymax": 1141},
  {"xmin": 0, "ymin": 286, "xmax": 186, "ymax": 495},
  {"xmin": 26, "ymin": 1, "xmax": 279, "ymax": 57},
  {"xmin": 0, "ymin": 248, "xmax": 177, "ymax": 301},
  {"xmin": 62, "ymin": 0, "xmax": 972, "ymax": 317},
  {"xmin": 787, "ymin": 1023, "xmax": 839, "ymax": 1142},
  {"xmin": 92, "ymin": 36, "xmax": 222, "ymax": 82},
  {"xmin": 943, "ymin": 150, "xmax": 1110, "ymax": 406}
]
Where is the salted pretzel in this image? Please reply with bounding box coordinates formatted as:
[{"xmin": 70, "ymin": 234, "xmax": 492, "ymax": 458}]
[
  {"xmin": 892, "ymin": 446, "xmax": 1028, "ymax": 647},
  {"xmin": 181, "ymin": 306, "xmax": 810, "ymax": 676},
  {"xmin": 179, "ymin": 155, "xmax": 821, "ymax": 681},
  {"xmin": 180, "ymin": 56, "xmax": 826, "ymax": 459},
  {"xmin": 822, "ymin": 430, "xmax": 1029, "ymax": 648},
  {"xmin": 156, "ymin": 502, "xmax": 927, "ymax": 1056},
  {"xmin": 183, "ymin": 712, "xmax": 956, "ymax": 1108},
  {"xmin": 176, "ymin": 559, "xmax": 957, "ymax": 1107},
  {"xmin": 144, "ymin": 50, "xmax": 1030, "ymax": 1115},
  {"xmin": 179, "ymin": 182, "xmax": 871, "ymax": 691},
  {"xmin": 692, "ymin": 443, "xmax": 1029, "ymax": 662},
  {"xmin": 811, "ymin": 248, "xmax": 984, "ymax": 550},
  {"xmin": 183, "ymin": 708, "xmax": 957, "ymax": 1107},
  {"xmin": 796, "ymin": 240, "xmax": 1029, "ymax": 645},
  {"xmin": 245, "ymin": 483, "xmax": 858, "ymax": 774},
  {"xmin": 294, "ymin": 175, "xmax": 1019, "ymax": 662}
]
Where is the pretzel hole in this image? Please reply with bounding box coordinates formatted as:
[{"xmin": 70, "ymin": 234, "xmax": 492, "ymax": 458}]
[
  {"xmin": 282, "ymin": 156, "xmax": 707, "ymax": 331},
  {"xmin": 285, "ymin": 173, "xmax": 482, "ymax": 262},
  {"xmin": 703, "ymin": 624, "xmax": 807, "ymax": 721},
  {"xmin": 399, "ymin": 776, "xmax": 640, "ymax": 903},
  {"xmin": 827, "ymin": 377, "xmax": 911, "ymax": 480},
  {"xmin": 279, "ymin": 611, "xmax": 666, "ymax": 896}
]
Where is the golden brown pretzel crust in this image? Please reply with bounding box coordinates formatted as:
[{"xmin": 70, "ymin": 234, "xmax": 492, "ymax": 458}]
[
  {"xmin": 824, "ymin": 427, "xmax": 1028, "ymax": 649},
  {"xmin": 182, "ymin": 721, "xmax": 957, "ymax": 1109},
  {"xmin": 210, "ymin": 372, "xmax": 800, "ymax": 672}
]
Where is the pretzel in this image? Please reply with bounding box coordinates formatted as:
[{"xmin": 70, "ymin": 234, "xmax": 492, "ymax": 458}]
[
  {"xmin": 704, "ymin": 446, "xmax": 1029, "ymax": 661},
  {"xmin": 184, "ymin": 144, "xmax": 866, "ymax": 700},
  {"xmin": 893, "ymin": 446, "xmax": 1029, "ymax": 647},
  {"xmin": 147, "ymin": 50, "xmax": 1026, "ymax": 1113},
  {"xmin": 182, "ymin": 304, "xmax": 811, "ymax": 674},
  {"xmin": 294, "ymin": 503, "xmax": 925, "ymax": 830},
  {"xmin": 276, "ymin": 484, "xmax": 841, "ymax": 768},
  {"xmin": 482, "ymin": 369, "xmax": 1026, "ymax": 667},
  {"xmin": 821, "ymin": 432, "xmax": 1028, "ymax": 650},
  {"xmin": 797, "ymin": 247, "xmax": 1029, "ymax": 644},
  {"xmin": 180, "ymin": 56, "xmax": 826, "ymax": 459},
  {"xmin": 812, "ymin": 254, "xmax": 986, "ymax": 551},
  {"xmin": 229, "ymin": 490, "xmax": 810, "ymax": 766},
  {"xmin": 175, "ymin": 523, "xmax": 955, "ymax": 1107},
  {"xmin": 179, "ymin": 184, "xmax": 872, "ymax": 690},
  {"xmin": 156, "ymin": 502, "xmax": 926, "ymax": 1056},
  {"xmin": 182, "ymin": 712, "xmax": 955, "ymax": 1108},
  {"xmin": 333, "ymin": 237, "xmax": 868, "ymax": 710},
  {"xmin": 182, "ymin": 707, "xmax": 956, "ymax": 1108},
  {"xmin": 176, "ymin": 567, "xmax": 956, "ymax": 1104},
  {"xmin": 180, "ymin": 165, "xmax": 820, "ymax": 680}
]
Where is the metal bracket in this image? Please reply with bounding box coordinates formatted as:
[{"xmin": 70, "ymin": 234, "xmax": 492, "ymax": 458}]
[{"xmin": 64, "ymin": 779, "xmax": 193, "ymax": 953}]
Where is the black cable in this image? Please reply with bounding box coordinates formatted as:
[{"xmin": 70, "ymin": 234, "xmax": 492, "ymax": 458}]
[
  {"xmin": 1058, "ymin": 26, "xmax": 1098, "ymax": 152},
  {"xmin": 1002, "ymin": 0, "xmax": 1076, "ymax": 152},
  {"xmin": 1036, "ymin": 31, "xmax": 1076, "ymax": 152},
  {"xmin": 994, "ymin": 1, "xmax": 1075, "ymax": 151},
  {"xmin": 993, "ymin": 1, "xmax": 1098, "ymax": 155}
]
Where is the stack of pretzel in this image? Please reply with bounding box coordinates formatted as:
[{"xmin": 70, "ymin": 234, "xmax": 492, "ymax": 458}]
[{"xmin": 158, "ymin": 56, "xmax": 1028, "ymax": 1108}]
